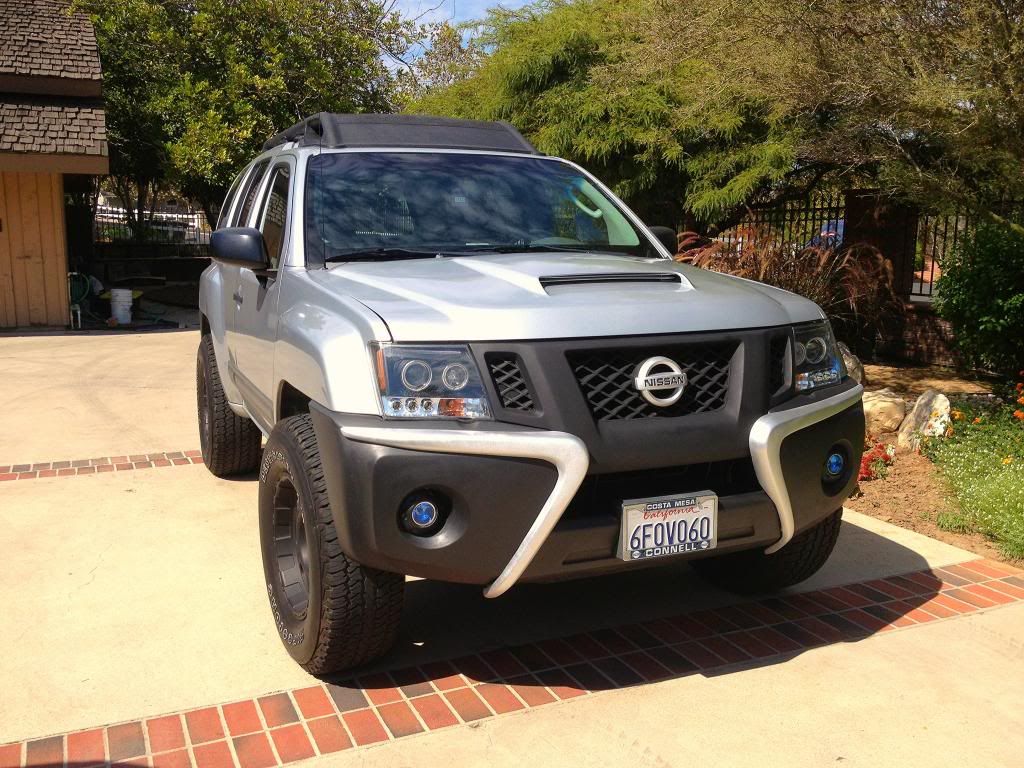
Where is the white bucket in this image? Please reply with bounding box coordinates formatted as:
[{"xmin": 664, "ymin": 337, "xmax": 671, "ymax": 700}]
[{"xmin": 110, "ymin": 288, "xmax": 133, "ymax": 325}]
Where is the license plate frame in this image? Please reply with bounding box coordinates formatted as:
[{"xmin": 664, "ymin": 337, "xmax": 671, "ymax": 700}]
[{"xmin": 617, "ymin": 491, "xmax": 719, "ymax": 562}]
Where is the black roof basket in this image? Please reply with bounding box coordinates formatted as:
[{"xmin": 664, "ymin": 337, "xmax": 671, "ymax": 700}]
[{"xmin": 262, "ymin": 113, "xmax": 539, "ymax": 155}]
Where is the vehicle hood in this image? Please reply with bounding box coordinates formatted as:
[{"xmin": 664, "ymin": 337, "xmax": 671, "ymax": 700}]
[{"xmin": 311, "ymin": 253, "xmax": 824, "ymax": 342}]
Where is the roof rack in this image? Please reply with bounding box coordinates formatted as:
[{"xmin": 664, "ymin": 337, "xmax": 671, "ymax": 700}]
[{"xmin": 262, "ymin": 113, "xmax": 540, "ymax": 155}]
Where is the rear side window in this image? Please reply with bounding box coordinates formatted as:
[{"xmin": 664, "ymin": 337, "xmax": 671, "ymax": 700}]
[
  {"xmin": 258, "ymin": 165, "xmax": 291, "ymax": 269},
  {"xmin": 216, "ymin": 169, "xmax": 246, "ymax": 229},
  {"xmin": 232, "ymin": 159, "xmax": 270, "ymax": 227}
]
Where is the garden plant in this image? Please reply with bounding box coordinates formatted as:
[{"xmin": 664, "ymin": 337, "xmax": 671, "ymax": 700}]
[
  {"xmin": 935, "ymin": 221, "xmax": 1024, "ymax": 378},
  {"xmin": 922, "ymin": 378, "xmax": 1024, "ymax": 560}
]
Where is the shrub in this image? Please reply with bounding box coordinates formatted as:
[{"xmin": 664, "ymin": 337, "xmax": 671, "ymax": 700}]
[
  {"xmin": 935, "ymin": 222, "xmax": 1024, "ymax": 377},
  {"xmin": 678, "ymin": 231, "xmax": 903, "ymax": 355}
]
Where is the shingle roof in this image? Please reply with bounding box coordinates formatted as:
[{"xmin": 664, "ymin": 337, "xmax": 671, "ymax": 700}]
[
  {"xmin": 0, "ymin": 98, "xmax": 107, "ymax": 156},
  {"xmin": 0, "ymin": 0, "xmax": 102, "ymax": 81}
]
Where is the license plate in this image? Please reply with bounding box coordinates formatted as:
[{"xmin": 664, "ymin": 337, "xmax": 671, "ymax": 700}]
[{"xmin": 618, "ymin": 492, "xmax": 718, "ymax": 561}]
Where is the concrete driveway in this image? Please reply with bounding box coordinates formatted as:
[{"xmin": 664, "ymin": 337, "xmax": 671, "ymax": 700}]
[{"xmin": 1, "ymin": 331, "xmax": 1023, "ymax": 767}]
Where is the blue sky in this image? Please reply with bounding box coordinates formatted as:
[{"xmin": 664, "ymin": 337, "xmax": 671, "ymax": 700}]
[{"xmin": 393, "ymin": 0, "xmax": 530, "ymax": 26}]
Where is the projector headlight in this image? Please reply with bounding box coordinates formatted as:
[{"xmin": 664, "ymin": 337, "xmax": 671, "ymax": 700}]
[
  {"xmin": 793, "ymin": 320, "xmax": 846, "ymax": 392},
  {"xmin": 373, "ymin": 344, "xmax": 492, "ymax": 419}
]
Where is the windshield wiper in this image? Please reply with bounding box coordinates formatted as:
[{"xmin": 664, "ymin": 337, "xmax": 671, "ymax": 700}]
[{"xmin": 325, "ymin": 247, "xmax": 454, "ymax": 262}]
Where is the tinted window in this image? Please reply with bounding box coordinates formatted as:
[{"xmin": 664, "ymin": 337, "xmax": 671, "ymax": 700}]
[
  {"xmin": 216, "ymin": 169, "xmax": 246, "ymax": 229},
  {"xmin": 304, "ymin": 152, "xmax": 651, "ymax": 263},
  {"xmin": 233, "ymin": 159, "xmax": 270, "ymax": 227},
  {"xmin": 258, "ymin": 165, "xmax": 291, "ymax": 269}
]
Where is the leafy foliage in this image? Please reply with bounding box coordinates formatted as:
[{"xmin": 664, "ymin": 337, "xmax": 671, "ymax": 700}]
[
  {"xmin": 935, "ymin": 222, "xmax": 1024, "ymax": 377},
  {"xmin": 81, "ymin": 0, "xmax": 177, "ymax": 235},
  {"xmin": 401, "ymin": 21, "xmax": 485, "ymax": 101},
  {"xmin": 411, "ymin": 0, "xmax": 1024, "ymax": 228},
  {"xmin": 922, "ymin": 396, "xmax": 1024, "ymax": 559},
  {"xmin": 678, "ymin": 235, "xmax": 903, "ymax": 354},
  {"xmin": 410, "ymin": 0, "xmax": 704, "ymax": 225},
  {"xmin": 77, "ymin": 0, "xmax": 417, "ymax": 224}
]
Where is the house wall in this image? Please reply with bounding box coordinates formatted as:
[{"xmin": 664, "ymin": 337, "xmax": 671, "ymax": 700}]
[{"xmin": 0, "ymin": 171, "xmax": 69, "ymax": 327}]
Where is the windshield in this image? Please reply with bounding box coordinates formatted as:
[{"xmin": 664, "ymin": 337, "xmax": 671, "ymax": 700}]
[{"xmin": 304, "ymin": 152, "xmax": 659, "ymax": 264}]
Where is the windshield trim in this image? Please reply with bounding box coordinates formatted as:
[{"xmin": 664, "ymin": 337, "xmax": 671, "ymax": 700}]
[{"xmin": 301, "ymin": 149, "xmax": 672, "ymax": 269}]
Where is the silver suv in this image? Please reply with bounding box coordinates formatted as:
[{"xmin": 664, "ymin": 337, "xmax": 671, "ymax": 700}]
[{"xmin": 197, "ymin": 113, "xmax": 865, "ymax": 675}]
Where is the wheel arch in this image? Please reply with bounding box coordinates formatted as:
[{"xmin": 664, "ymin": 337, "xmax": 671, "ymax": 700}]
[{"xmin": 278, "ymin": 380, "xmax": 315, "ymax": 421}]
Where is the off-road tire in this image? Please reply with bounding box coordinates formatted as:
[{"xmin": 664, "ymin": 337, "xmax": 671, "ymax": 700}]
[
  {"xmin": 691, "ymin": 509, "xmax": 843, "ymax": 594},
  {"xmin": 259, "ymin": 414, "xmax": 404, "ymax": 675},
  {"xmin": 196, "ymin": 334, "xmax": 263, "ymax": 477}
]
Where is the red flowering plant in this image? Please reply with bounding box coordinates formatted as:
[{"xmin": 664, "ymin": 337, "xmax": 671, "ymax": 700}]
[{"xmin": 859, "ymin": 442, "xmax": 896, "ymax": 481}]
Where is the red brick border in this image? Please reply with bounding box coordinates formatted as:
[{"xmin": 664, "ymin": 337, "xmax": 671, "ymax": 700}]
[
  {"xmin": 1, "ymin": 558, "xmax": 1021, "ymax": 767},
  {"xmin": 0, "ymin": 451, "xmax": 204, "ymax": 481}
]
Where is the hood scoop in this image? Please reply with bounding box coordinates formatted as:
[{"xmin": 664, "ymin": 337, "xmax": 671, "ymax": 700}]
[{"xmin": 539, "ymin": 272, "xmax": 682, "ymax": 290}]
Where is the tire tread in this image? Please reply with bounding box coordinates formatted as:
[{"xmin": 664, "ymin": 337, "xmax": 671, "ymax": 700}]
[
  {"xmin": 197, "ymin": 334, "xmax": 263, "ymax": 477},
  {"xmin": 271, "ymin": 414, "xmax": 403, "ymax": 674}
]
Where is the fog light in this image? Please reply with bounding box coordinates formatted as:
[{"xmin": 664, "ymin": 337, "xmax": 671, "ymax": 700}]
[
  {"xmin": 399, "ymin": 492, "xmax": 449, "ymax": 537},
  {"xmin": 409, "ymin": 500, "xmax": 438, "ymax": 528},
  {"xmin": 825, "ymin": 452, "xmax": 845, "ymax": 477}
]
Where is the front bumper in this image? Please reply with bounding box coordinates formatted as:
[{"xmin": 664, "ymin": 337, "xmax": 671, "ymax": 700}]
[{"xmin": 310, "ymin": 380, "xmax": 864, "ymax": 597}]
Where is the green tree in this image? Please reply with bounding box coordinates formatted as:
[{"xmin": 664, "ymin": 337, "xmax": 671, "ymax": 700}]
[
  {"xmin": 402, "ymin": 21, "xmax": 485, "ymax": 101},
  {"xmin": 163, "ymin": 0, "xmax": 415, "ymax": 223},
  {"xmin": 80, "ymin": 0, "xmax": 178, "ymax": 238},
  {"xmin": 79, "ymin": 0, "xmax": 419, "ymax": 227},
  {"xmin": 410, "ymin": 0, "xmax": 799, "ymax": 227},
  {"xmin": 639, "ymin": 0, "xmax": 1024, "ymax": 228},
  {"xmin": 411, "ymin": 0, "xmax": 1024, "ymax": 229}
]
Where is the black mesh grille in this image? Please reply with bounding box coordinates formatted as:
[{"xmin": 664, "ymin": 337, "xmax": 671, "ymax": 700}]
[
  {"xmin": 487, "ymin": 354, "xmax": 535, "ymax": 411},
  {"xmin": 568, "ymin": 342, "xmax": 736, "ymax": 421},
  {"xmin": 769, "ymin": 334, "xmax": 789, "ymax": 395}
]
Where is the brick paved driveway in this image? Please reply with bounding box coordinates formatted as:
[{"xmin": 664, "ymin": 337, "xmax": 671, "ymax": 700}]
[{"xmin": 2, "ymin": 332, "xmax": 1022, "ymax": 768}]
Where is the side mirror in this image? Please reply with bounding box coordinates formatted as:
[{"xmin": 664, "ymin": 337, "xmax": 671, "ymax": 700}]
[
  {"xmin": 649, "ymin": 226, "xmax": 679, "ymax": 256},
  {"xmin": 211, "ymin": 227, "xmax": 270, "ymax": 270}
]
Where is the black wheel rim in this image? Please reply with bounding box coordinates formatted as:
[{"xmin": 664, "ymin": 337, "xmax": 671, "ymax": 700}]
[{"xmin": 271, "ymin": 472, "xmax": 311, "ymax": 619}]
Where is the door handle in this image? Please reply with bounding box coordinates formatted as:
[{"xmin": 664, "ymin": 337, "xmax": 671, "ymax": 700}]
[{"xmin": 232, "ymin": 290, "xmax": 243, "ymax": 305}]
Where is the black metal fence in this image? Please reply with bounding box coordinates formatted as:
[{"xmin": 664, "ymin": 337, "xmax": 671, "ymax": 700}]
[
  {"xmin": 714, "ymin": 191, "xmax": 846, "ymax": 254},
  {"xmin": 88, "ymin": 204, "xmax": 212, "ymax": 292},
  {"xmin": 912, "ymin": 210, "xmax": 971, "ymax": 301},
  {"xmin": 93, "ymin": 205, "xmax": 212, "ymax": 249},
  {"xmin": 712, "ymin": 193, "xmax": 1024, "ymax": 302}
]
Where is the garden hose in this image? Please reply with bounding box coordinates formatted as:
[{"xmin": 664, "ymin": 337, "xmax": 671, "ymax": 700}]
[{"xmin": 67, "ymin": 272, "xmax": 91, "ymax": 306}]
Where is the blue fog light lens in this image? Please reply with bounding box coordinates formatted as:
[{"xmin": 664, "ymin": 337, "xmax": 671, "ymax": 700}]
[
  {"xmin": 410, "ymin": 501, "xmax": 439, "ymax": 528},
  {"xmin": 826, "ymin": 452, "xmax": 845, "ymax": 477}
]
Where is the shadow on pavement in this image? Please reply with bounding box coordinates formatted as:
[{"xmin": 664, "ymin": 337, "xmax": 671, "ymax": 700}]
[{"xmin": 325, "ymin": 519, "xmax": 941, "ymax": 695}]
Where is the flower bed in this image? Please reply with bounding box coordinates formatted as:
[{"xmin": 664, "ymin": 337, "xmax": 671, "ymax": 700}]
[{"xmin": 921, "ymin": 374, "xmax": 1024, "ymax": 559}]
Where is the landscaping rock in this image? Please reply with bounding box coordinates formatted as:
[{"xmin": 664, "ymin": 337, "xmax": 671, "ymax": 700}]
[
  {"xmin": 863, "ymin": 387, "xmax": 907, "ymax": 437},
  {"xmin": 897, "ymin": 389, "xmax": 951, "ymax": 450},
  {"xmin": 838, "ymin": 342, "xmax": 865, "ymax": 384}
]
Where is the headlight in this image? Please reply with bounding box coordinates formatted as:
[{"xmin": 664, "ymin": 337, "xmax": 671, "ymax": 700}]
[
  {"xmin": 373, "ymin": 344, "xmax": 492, "ymax": 419},
  {"xmin": 793, "ymin": 320, "xmax": 846, "ymax": 392}
]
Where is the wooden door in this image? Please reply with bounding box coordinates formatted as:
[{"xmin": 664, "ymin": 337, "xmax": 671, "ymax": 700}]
[{"xmin": 0, "ymin": 172, "xmax": 69, "ymax": 328}]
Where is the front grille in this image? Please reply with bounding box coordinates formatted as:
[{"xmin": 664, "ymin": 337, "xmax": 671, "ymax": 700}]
[
  {"xmin": 487, "ymin": 354, "xmax": 535, "ymax": 411},
  {"xmin": 568, "ymin": 342, "xmax": 736, "ymax": 421}
]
